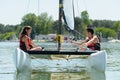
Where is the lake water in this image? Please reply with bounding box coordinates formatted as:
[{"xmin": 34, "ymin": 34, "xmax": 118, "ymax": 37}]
[{"xmin": 0, "ymin": 41, "xmax": 120, "ymax": 80}]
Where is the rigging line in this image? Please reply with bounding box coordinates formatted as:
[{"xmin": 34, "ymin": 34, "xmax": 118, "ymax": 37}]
[
  {"xmin": 63, "ymin": 12, "xmax": 85, "ymax": 39},
  {"xmin": 73, "ymin": 30, "xmax": 85, "ymax": 38},
  {"xmin": 37, "ymin": 0, "xmax": 40, "ymax": 15},
  {"xmin": 84, "ymin": 0, "xmax": 88, "ymax": 11},
  {"xmin": 72, "ymin": 0, "xmax": 75, "ymax": 19},
  {"xmin": 73, "ymin": 0, "xmax": 86, "ymax": 39},
  {"xmin": 62, "ymin": 0, "xmax": 85, "ymax": 40},
  {"xmin": 26, "ymin": 0, "xmax": 30, "ymax": 13},
  {"xmin": 76, "ymin": 0, "xmax": 80, "ymax": 17}
]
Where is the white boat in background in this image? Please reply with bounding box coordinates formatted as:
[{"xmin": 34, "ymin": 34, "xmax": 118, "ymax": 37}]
[
  {"xmin": 14, "ymin": 0, "xmax": 107, "ymax": 72},
  {"xmin": 108, "ymin": 39, "xmax": 120, "ymax": 43}
]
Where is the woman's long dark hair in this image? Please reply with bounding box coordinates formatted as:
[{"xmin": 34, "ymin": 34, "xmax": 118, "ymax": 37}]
[{"xmin": 20, "ymin": 26, "xmax": 32, "ymax": 36}]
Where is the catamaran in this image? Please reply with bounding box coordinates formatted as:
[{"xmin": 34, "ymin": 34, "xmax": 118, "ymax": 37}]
[{"xmin": 14, "ymin": 0, "xmax": 107, "ymax": 72}]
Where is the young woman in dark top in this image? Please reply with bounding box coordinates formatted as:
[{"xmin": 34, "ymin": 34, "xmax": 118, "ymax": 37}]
[{"xmin": 19, "ymin": 26, "xmax": 42, "ymax": 51}]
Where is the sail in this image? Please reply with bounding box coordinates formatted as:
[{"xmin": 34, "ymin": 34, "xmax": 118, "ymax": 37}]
[{"xmin": 63, "ymin": 0, "xmax": 74, "ymax": 30}]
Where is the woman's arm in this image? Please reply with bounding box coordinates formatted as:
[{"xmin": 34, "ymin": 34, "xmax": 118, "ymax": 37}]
[
  {"xmin": 24, "ymin": 36, "xmax": 31, "ymax": 50},
  {"xmin": 71, "ymin": 40, "xmax": 86, "ymax": 45},
  {"xmin": 30, "ymin": 40, "xmax": 37, "ymax": 47}
]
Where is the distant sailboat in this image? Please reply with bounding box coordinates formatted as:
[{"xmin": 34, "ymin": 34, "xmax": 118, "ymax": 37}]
[{"xmin": 14, "ymin": 0, "xmax": 107, "ymax": 72}]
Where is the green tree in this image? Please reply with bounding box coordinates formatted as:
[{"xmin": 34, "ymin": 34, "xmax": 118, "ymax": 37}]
[
  {"xmin": 36, "ymin": 13, "xmax": 54, "ymax": 34},
  {"xmin": 112, "ymin": 21, "xmax": 120, "ymax": 39},
  {"xmin": 21, "ymin": 13, "xmax": 37, "ymax": 38},
  {"xmin": 52, "ymin": 20, "xmax": 59, "ymax": 34},
  {"xmin": 74, "ymin": 17, "xmax": 85, "ymax": 39},
  {"xmin": 92, "ymin": 20, "xmax": 113, "ymax": 28},
  {"xmin": 4, "ymin": 25, "xmax": 15, "ymax": 32},
  {"xmin": 95, "ymin": 27, "xmax": 116, "ymax": 38},
  {"xmin": 15, "ymin": 25, "xmax": 23, "ymax": 39},
  {"xmin": 112, "ymin": 21, "xmax": 120, "ymax": 32},
  {"xmin": 21, "ymin": 13, "xmax": 37, "ymax": 26},
  {"xmin": 0, "ymin": 32, "xmax": 15, "ymax": 41},
  {"xmin": 81, "ymin": 11, "xmax": 91, "ymax": 27},
  {"xmin": 0, "ymin": 24, "xmax": 5, "ymax": 33}
]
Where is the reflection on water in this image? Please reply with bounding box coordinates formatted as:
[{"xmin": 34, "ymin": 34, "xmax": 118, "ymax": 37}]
[
  {"xmin": 89, "ymin": 69, "xmax": 106, "ymax": 80},
  {"xmin": 31, "ymin": 69, "xmax": 105, "ymax": 80},
  {"xmin": 14, "ymin": 54, "xmax": 31, "ymax": 80},
  {"xmin": 31, "ymin": 70, "xmax": 90, "ymax": 80},
  {"xmin": 14, "ymin": 71, "xmax": 31, "ymax": 80},
  {"xmin": 31, "ymin": 58, "xmax": 88, "ymax": 72},
  {"xmin": 14, "ymin": 68, "xmax": 106, "ymax": 80},
  {"xmin": 1, "ymin": 42, "xmax": 120, "ymax": 80}
]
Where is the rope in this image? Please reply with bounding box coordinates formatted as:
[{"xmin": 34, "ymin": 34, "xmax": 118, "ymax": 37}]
[
  {"xmin": 37, "ymin": 0, "xmax": 40, "ymax": 15},
  {"xmin": 84, "ymin": 0, "xmax": 88, "ymax": 11},
  {"xmin": 76, "ymin": 0, "xmax": 80, "ymax": 17},
  {"xmin": 26, "ymin": 0, "xmax": 30, "ymax": 13}
]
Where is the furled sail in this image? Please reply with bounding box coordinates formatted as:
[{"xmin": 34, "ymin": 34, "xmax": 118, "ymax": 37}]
[{"xmin": 63, "ymin": 0, "xmax": 74, "ymax": 30}]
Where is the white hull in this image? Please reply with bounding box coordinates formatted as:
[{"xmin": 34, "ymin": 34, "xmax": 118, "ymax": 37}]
[
  {"xmin": 14, "ymin": 48, "xmax": 107, "ymax": 72},
  {"xmin": 88, "ymin": 50, "xmax": 107, "ymax": 72},
  {"xmin": 14, "ymin": 48, "xmax": 31, "ymax": 72}
]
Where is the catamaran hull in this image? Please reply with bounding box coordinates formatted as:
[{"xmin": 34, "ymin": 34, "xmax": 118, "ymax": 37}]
[
  {"xmin": 88, "ymin": 50, "xmax": 107, "ymax": 72},
  {"xmin": 14, "ymin": 48, "xmax": 107, "ymax": 72},
  {"xmin": 14, "ymin": 48, "xmax": 31, "ymax": 72}
]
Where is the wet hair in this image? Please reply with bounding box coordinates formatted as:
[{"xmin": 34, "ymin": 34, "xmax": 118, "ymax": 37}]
[
  {"xmin": 21, "ymin": 26, "xmax": 32, "ymax": 36},
  {"xmin": 86, "ymin": 27, "xmax": 94, "ymax": 34}
]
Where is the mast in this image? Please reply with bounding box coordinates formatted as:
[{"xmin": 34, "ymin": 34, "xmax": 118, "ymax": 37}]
[{"xmin": 57, "ymin": 0, "xmax": 63, "ymax": 51}]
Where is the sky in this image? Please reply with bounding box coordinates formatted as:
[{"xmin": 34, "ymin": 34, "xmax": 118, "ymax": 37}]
[{"xmin": 0, "ymin": 0, "xmax": 120, "ymax": 25}]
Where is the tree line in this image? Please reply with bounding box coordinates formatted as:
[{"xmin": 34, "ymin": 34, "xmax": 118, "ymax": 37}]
[{"xmin": 0, "ymin": 11, "xmax": 120, "ymax": 41}]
